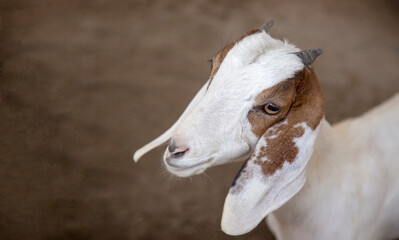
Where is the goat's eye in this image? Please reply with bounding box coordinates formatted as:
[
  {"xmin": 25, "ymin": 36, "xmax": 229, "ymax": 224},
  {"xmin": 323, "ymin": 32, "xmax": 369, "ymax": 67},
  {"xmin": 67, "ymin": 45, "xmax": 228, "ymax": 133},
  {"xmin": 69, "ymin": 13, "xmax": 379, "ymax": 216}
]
[{"xmin": 264, "ymin": 103, "xmax": 281, "ymax": 115}]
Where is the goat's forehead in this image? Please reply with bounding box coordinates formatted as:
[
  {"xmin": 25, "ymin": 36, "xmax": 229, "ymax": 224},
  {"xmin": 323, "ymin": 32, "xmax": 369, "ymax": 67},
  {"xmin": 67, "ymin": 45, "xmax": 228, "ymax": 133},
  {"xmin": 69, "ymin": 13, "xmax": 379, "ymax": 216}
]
[
  {"xmin": 214, "ymin": 29, "xmax": 299, "ymax": 67},
  {"xmin": 208, "ymin": 31, "xmax": 303, "ymax": 98}
]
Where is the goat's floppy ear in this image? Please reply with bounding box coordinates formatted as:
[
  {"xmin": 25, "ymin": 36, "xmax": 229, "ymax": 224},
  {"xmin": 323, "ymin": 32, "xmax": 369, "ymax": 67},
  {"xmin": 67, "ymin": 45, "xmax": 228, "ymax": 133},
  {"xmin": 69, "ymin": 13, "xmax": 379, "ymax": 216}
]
[
  {"xmin": 221, "ymin": 68, "xmax": 324, "ymax": 235},
  {"xmin": 133, "ymin": 80, "xmax": 209, "ymax": 162}
]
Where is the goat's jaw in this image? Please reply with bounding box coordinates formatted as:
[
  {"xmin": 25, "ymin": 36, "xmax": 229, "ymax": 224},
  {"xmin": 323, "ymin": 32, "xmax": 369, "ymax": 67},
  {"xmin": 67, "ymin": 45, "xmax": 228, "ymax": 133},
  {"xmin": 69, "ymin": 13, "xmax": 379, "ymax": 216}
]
[
  {"xmin": 164, "ymin": 160, "xmax": 212, "ymax": 177},
  {"xmin": 165, "ymin": 163, "xmax": 210, "ymax": 177}
]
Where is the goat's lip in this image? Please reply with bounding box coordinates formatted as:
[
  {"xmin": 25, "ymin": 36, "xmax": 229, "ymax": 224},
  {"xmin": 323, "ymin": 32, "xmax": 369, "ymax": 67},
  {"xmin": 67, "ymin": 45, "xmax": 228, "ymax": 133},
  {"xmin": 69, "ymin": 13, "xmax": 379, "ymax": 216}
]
[{"xmin": 164, "ymin": 157, "xmax": 213, "ymax": 172}]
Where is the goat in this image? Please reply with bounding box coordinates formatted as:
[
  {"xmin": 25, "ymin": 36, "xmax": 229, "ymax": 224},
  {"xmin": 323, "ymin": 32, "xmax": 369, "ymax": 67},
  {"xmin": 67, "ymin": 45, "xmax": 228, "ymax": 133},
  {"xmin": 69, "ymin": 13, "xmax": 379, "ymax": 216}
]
[{"xmin": 133, "ymin": 21, "xmax": 399, "ymax": 240}]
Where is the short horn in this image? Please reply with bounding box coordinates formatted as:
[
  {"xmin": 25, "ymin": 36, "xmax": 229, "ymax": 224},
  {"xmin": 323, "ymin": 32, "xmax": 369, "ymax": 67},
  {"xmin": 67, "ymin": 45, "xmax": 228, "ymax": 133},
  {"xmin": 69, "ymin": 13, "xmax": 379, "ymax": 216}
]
[
  {"xmin": 260, "ymin": 20, "xmax": 274, "ymax": 33},
  {"xmin": 294, "ymin": 49, "xmax": 323, "ymax": 66}
]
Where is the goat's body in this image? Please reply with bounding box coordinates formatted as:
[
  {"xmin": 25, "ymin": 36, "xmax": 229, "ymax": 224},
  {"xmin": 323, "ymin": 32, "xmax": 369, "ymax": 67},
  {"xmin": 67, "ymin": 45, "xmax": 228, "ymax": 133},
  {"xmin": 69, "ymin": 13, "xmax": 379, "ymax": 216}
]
[
  {"xmin": 267, "ymin": 93, "xmax": 399, "ymax": 240},
  {"xmin": 134, "ymin": 22, "xmax": 399, "ymax": 238}
]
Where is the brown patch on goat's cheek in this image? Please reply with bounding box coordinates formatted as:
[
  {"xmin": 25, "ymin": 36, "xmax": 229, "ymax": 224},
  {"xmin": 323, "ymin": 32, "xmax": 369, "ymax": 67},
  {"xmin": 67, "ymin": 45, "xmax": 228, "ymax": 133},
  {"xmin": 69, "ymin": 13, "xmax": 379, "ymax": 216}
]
[
  {"xmin": 254, "ymin": 125, "xmax": 305, "ymax": 175},
  {"xmin": 248, "ymin": 68, "xmax": 324, "ymax": 176},
  {"xmin": 209, "ymin": 29, "xmax": 260, "ymax": 81}
]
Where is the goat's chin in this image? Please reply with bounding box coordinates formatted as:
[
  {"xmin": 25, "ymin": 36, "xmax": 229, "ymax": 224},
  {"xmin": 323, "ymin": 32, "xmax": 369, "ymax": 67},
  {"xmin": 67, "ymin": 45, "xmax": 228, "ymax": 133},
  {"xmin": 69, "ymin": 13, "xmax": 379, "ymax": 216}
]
[
  {"xmin": 165, "ymin": 162, "xmax": 211, "ymax": 177},
  {"xmin": 163, "ymin": 157, "xmax": 214, "ymax": 177},
  {"xmin": 166, "ymin": 164, "xmax": 208, "ymax": 177}
]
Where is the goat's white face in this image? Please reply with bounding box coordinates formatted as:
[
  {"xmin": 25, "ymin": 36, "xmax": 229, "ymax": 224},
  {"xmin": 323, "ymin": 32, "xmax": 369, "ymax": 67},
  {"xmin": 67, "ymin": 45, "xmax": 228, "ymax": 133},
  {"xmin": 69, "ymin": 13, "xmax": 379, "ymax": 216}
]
[
  {"xmin": 134, "ymin": 23, "xmax": 324, "ymax": 236},
  {"xmin": 164, "ymin": 30, "xmax": 308, "ymax": 176}
]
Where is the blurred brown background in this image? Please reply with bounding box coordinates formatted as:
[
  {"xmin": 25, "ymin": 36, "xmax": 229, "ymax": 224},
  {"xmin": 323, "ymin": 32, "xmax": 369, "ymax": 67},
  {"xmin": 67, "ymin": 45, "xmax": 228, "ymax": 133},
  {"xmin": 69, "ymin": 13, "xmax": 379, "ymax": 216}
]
[{"xmin": 0, "ymin": 0, "xmax": 398, "ymax": 239}]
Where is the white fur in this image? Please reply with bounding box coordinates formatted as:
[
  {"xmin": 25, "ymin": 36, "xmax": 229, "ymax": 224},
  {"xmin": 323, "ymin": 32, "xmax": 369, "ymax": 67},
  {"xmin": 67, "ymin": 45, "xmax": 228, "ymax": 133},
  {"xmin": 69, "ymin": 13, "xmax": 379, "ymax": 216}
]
[{"xmin": 134, "ymin": 29, "xmax": 399, "ymax": 239}]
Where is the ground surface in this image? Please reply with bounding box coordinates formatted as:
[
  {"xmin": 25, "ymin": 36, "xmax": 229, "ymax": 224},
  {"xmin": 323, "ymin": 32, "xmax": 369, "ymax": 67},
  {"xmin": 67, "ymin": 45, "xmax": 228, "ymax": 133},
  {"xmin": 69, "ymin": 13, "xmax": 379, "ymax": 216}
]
[{"xmin": 0, "ymin": 0, "xmax": 398, "ymax": 239}]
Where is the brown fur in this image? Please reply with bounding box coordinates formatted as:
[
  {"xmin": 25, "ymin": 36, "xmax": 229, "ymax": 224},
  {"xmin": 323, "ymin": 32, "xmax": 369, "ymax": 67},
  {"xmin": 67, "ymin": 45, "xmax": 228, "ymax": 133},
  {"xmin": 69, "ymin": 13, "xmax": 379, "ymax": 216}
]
[
  {"xmin": 208, "ymin": 29, "xmax": 260, "ymax": 88},
  {"xmin": 254, "ymin": 123, "xmax": 305, "ymax": 175},
  {"xmin": 248, "ymin": 79, "xmax": 298, "ymax": 137},
  {"xmin": 248, "ymin": 67, "xmax": 324, "ymax": 176}
]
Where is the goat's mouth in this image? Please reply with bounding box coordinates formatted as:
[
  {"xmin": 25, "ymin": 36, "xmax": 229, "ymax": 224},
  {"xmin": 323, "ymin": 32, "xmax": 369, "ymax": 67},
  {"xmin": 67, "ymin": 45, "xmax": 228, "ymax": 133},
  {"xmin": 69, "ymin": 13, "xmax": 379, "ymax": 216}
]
[{"xmin": 163, "ymin": 156, "xmax": 214, "ymax": 177}]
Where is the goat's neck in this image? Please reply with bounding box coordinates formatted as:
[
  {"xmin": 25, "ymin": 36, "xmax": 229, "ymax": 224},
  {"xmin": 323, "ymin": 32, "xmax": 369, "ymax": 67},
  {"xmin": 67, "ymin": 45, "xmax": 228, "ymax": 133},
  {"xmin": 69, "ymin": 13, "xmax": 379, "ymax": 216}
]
[{"xmin": 307, "ymin": 117, "xmax": 338, "ymax": 182}]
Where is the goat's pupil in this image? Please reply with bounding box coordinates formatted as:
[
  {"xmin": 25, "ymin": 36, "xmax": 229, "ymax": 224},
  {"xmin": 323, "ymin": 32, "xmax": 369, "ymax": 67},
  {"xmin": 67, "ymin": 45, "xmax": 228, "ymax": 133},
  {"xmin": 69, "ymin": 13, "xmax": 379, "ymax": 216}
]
[
  {"xmin": 268, "ymin": 105, "xmax": 279, "ymax": 111},
  {"xmin": 264, "ymin": 103, "xmax": 280, "ymax": 115}
]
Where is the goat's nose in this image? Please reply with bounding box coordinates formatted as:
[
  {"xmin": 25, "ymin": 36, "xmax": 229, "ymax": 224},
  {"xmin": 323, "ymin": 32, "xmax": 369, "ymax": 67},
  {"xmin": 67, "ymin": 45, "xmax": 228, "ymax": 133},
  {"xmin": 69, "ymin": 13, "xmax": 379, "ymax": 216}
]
[
  {"xmin": 168, "ymin": 138, "xmax": 177, "ymax": 153},
  {"xmin": 168, "ymin": 138, "xmax": 189, "ymax": 158}
]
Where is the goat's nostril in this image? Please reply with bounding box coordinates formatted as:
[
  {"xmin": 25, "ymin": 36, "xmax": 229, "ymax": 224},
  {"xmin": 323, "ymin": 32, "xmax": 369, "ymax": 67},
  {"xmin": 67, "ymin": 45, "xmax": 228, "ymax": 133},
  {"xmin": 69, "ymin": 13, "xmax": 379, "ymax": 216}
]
[{"xmin": 168, "ymin": 139, "xmax": 177, "ymax": 153}]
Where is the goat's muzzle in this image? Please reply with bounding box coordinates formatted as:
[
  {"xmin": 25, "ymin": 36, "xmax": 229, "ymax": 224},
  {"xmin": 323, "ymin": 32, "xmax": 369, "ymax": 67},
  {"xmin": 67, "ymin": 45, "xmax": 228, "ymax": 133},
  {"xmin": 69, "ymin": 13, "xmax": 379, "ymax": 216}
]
[{"xmin": 167, "ymin": 138, "xmax": 189, "ymax": 158}]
